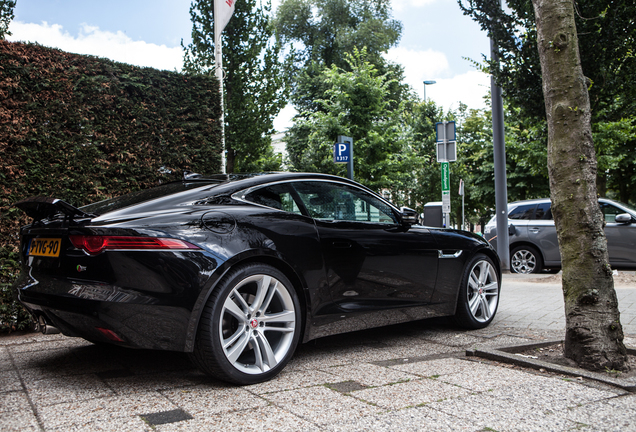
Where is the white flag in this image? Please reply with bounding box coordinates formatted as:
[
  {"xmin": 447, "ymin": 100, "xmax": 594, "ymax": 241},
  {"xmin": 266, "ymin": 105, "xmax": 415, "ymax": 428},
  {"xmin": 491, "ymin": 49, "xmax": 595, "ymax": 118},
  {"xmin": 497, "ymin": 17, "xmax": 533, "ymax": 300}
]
[{"xmin": 215, "ymin": 0, "xmax": 237, "ymax": 41}]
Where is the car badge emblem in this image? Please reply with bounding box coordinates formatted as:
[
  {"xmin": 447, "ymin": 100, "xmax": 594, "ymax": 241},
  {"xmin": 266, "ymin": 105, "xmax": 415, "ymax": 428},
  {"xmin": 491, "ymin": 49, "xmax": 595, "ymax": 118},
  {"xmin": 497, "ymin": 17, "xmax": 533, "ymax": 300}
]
[
  {"xmin": 76, "ymin": 265, "xmax": 88, "ymax": 272},
  {"xmin": 250, "ymin": 319, "xmax": 258, "ymax": 329}
]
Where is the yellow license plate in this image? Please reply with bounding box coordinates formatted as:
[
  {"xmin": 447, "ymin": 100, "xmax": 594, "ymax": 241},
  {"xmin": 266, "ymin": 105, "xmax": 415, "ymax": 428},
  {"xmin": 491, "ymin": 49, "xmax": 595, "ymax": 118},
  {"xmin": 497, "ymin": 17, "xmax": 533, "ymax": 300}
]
[{"xmin": 29, "ymin": 238, "xmax": 61, "ymax": 257}]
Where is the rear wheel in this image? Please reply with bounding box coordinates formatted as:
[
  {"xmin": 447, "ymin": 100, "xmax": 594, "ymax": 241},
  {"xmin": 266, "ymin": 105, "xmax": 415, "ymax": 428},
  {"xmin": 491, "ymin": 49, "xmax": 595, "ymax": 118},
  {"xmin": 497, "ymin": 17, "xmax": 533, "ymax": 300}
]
[
  {"xmin": 510, "ymin": 245, "xmax": 543, "ymax": 274},
  {"xmin": 454, "ymin": 254, "xmax": 500, "ymax": 329},
  {"xmin": 190, "ymin": 263, "xmax": 301, "ymax": 385}
]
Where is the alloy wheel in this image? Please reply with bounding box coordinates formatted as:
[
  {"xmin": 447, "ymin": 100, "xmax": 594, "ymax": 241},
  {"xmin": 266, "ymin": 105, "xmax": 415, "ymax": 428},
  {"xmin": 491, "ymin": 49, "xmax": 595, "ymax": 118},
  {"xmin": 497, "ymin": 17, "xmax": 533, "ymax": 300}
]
[
  {"xmin": 219, "ymin": 274, "xmax": 296, "ymax": 375},
  {"xmin": 466, "ymin": 260, "xmax": 499, "ymax": 323}
]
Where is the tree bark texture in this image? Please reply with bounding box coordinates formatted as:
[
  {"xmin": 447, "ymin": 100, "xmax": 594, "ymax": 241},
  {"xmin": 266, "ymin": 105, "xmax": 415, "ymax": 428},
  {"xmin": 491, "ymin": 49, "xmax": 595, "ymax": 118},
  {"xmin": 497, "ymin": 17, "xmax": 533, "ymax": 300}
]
[{"xmin": 531, "ymin": 0, "xmax": 628, "ymax": 371}]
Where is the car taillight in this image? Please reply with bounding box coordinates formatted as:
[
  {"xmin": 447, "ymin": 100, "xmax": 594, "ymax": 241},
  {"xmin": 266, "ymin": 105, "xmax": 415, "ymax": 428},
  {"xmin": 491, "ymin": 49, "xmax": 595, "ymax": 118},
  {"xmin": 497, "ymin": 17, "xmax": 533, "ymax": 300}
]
[{"xmin": 69, "ymin": 235, "xmax": 200, "ymax": 255}]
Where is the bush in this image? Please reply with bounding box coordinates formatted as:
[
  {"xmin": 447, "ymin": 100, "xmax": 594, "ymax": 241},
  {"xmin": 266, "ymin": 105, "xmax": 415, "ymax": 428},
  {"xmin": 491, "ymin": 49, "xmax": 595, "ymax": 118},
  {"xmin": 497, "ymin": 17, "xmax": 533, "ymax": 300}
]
[{"xmin": 0, "ymin": 41, "xmax": 222, "ymax": 332}]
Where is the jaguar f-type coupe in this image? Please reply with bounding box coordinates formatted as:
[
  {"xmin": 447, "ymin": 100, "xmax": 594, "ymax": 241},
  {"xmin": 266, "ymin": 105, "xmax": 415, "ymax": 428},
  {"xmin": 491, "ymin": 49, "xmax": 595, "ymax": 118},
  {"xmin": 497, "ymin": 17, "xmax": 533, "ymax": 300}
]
[{"xmin": 13, "ymin": 172, "xmax": 500, "ymax": 384}]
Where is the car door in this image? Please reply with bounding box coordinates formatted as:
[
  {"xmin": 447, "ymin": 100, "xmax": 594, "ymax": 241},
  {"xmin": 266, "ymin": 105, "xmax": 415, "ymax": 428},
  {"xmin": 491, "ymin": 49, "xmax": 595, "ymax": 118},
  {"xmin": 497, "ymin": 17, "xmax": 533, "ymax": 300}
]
[
  {"xmin": 527, "ymin": 201, "xmax": 560, "ymax": 265},
  {"xmin": 600, "ymin": 201, "xmax": 636, "ymax": 267},
  {"xmin": 291, "ymin": 180, "xmax": 439, "ymax": 310}
]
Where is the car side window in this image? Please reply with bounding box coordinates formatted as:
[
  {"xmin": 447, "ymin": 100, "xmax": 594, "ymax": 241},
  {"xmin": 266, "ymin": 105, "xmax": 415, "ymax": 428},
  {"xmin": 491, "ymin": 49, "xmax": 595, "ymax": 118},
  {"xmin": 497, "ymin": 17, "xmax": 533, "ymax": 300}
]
[
  {"xmin": 244, "ymin": 184, "xmax": 302, "ymax": 215},
  {"xmin": 600, "ymin": 203, "xmax": 623, "ymax": 223},
  {"xmin": 292, "ymin": 181, "xmax": 397, "ymax": 224},
  {"xmin": 534, "ymin": 202, "xmax": 553, "ymax": 220},
  {"xmin": 508, "ymin": 204, "xmax": 537, "ymax": 220}
]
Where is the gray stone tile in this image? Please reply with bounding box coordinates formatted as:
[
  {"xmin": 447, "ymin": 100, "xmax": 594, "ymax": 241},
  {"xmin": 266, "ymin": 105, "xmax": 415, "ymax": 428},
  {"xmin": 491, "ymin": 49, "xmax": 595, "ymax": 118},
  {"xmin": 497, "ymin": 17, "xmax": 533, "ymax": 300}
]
[
  {"xmin": 0, "ymin": 390, "xmax": 30, "ymax": 413},
  {"xmin": 352, "ymin": 378, "xmax": 470, "ymax": 410},
  {"xmin": 320, "ymin": 362, "xmax": 417, "ymax": 387},
  {"xmin": 243, "ymin": 367, "xmax": 336, "ymax": 394},
  {"xmin": 161, "ymin": 384, "xmax": 268, "ymax": 417},
  {"xmin": 37, "ymin": 392, "xmax": 176, "ymax": 429},
  {"xmin": 154, "ymin": 405, "xmax": 320, "ymax": 432},
  {"xmin": 0, "ymin": 409, "xmax": 40, "ymax": 431},
  {"xmin": 0, "ymin": 369, "xmax": 22, "ymax": 392},
  {"xmin": 263, "ymin": 385, "xmax": 383, "ymax": 426},
  {"xmin": 23, "ymin": 373, "xmax": 115, "ymax": 406}
]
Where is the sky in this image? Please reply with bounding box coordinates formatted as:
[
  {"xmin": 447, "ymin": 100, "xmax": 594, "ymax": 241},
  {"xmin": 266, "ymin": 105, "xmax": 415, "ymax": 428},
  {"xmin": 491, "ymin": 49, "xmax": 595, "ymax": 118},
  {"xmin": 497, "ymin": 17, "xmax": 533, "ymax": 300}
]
[{"xmin": 8, "ymin": 0, "xmax": 493, "ymax": 131}]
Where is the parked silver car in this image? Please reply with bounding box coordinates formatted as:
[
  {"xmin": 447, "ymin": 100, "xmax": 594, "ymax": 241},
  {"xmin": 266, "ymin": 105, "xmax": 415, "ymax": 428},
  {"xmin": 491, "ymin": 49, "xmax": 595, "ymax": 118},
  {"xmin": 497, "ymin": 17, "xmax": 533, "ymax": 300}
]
[{"xmin": 484, "ymin": 198, "xmax": 636, "ymax": 273}]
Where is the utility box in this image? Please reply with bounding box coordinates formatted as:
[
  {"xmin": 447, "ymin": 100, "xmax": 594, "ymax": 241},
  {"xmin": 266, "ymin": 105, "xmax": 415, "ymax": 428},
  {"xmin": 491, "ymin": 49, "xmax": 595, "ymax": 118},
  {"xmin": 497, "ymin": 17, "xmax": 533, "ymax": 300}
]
[{"xmin": 423, "ymin": 202, "xmax": 444, "ymax": 227}]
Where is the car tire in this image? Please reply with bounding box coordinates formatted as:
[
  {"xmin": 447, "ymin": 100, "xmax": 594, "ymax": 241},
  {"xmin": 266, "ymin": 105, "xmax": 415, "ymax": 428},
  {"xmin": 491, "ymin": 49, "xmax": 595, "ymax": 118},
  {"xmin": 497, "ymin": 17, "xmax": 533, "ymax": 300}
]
[
  {"xmin": 510, "ymin": 245, "xmax": 543, "ymax": 274},
  {"xmin": 189, "ymin": 263, "xmax": 301, "ymax": 385},
  {"xmin": 453, "ymin": 254, "xmax": 500, "ymax": 329}
]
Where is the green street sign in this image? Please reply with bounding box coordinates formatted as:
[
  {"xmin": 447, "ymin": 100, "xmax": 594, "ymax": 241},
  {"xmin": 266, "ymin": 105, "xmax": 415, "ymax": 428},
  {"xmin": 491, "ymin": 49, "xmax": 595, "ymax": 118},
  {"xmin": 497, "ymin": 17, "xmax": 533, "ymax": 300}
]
[{"xmin": 441, "ymin": 162, "xmax": 450, "ymax": 192}]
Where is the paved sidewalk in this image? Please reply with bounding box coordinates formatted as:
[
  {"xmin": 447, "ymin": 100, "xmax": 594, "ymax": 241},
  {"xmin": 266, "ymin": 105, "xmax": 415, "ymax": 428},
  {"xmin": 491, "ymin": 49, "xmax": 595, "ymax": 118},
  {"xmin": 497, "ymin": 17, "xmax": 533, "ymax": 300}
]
[{"xmin": 1, "ymin": 275, "xmax": 635, "ymax": 431}]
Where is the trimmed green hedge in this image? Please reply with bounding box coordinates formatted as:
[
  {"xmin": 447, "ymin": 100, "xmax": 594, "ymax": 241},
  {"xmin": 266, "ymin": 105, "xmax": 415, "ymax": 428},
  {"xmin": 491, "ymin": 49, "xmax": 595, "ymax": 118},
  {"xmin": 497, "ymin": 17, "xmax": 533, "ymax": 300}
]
[{"xmin": 0, "ymin": 41, "xmax": 222, "ymax": 331}]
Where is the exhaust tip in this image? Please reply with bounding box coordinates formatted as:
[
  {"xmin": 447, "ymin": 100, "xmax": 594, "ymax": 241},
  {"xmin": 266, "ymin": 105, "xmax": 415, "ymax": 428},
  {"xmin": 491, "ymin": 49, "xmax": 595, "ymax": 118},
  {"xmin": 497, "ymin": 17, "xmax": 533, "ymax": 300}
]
[{"xmin": 37, "ymin": 316, "xmax": 61, "ymax": 335}]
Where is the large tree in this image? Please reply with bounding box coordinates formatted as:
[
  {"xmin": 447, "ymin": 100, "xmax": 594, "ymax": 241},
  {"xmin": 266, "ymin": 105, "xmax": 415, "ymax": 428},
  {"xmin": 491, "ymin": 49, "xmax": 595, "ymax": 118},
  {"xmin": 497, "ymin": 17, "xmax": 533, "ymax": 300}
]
[
  {"xmin": 531, "ymin": 0, "xmax": 627, "ymax": 371},
  {"xmin": 183, "ymin": 0, "xmax": 288, "ymax": 173}
]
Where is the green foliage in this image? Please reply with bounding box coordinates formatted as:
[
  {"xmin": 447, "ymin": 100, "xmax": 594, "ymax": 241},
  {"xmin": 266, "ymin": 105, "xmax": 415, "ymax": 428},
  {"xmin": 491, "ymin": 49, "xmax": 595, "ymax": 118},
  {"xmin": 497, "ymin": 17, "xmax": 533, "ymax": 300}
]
[
  {"xmin": 274, "ymin": 0, "xmax": 407, "ymax": 112},
  {"xmin": 458, "ymin": 0, "xmax": 636, "ymax": 203},
  {"xmin": 286, "ymin": 49, "xmax": 404, "ymax": 191},
  {"xmin": 0, "ymin": 0, "xmax": 15, "ymax": 39},
  {"xmin": 183, "ymin": 0, "xmax": 289, "ymax": 173},
  {"xmin": 0, "ymin": 41, "xmax": 222, "ymax": 332}
]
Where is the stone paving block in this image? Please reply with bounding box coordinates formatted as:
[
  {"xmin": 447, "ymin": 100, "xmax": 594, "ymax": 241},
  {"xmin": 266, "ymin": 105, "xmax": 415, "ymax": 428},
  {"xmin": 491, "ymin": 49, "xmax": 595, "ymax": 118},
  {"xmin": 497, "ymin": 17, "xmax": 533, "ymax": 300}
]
[
  {"xmin": 160, "ymin": 384, "xmax": 268, "ymax": 418},
  {"xmin": 154, "ymin": 405, "xmax": 320, "ymax": 432},
  {"xmin": 321, "ymin": 362, "xmax": 417, "ymax": 387},
  {"xmin": 352, "ymin": 377, "xmax": 470, "ymax": 410},
  {"xmin": 22, "ymin": 373, "xmax": 115, "ymax": 407},
  {"xmin": 49, "ymin": 415, "xmax": 153, "ymax": 431},
  {"xmin": 37, "ymin": 393, "xmax": 176, "ymax": 429},
  {"xmin": 263, "ymin": 385, "xmax": 383, "ymax": 426},
  {"xmin": 426, "ymin": 392, "xmax": 576, "ymax": 432},
  {"xmin": 0, "ymin": 409, "xmax": 40, "ymax": 431},
  {"xmin": 0, "ymin": 390, "xmax": 30, "ymax": 413},
  {"xmin": 325, "ymin": 405, "xmax": 479, "ymax": 432},
  {"xmin": 9, "ymin": 347, "xmax": 80, "ymax": 370},
  {"xmin": 103, "ymin": 370, "xmax": 204, "ymax": 395},
  {"xmin": 565, "ymin": 393, "xmax": 636, "ymax": 431},
  {"xmin": 0, "ymin": 369, "xmax": 22, "ymax": 392},
  {"xmin": 243, "ymin": 367, "xmax": 337, "ymax": 394}
]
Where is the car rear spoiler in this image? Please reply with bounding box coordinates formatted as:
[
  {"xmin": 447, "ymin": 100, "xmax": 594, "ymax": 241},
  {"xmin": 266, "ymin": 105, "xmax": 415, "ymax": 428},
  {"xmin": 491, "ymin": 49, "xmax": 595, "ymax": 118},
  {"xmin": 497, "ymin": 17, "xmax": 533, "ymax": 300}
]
[{"xmin": 13, "ymin": 196, "xmax": 93, "ymax": 222}]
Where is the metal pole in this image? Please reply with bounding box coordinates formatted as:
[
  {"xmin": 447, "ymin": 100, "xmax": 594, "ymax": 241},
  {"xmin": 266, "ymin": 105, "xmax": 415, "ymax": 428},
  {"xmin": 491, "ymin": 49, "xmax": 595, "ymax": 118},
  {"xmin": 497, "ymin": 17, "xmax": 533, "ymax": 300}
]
[
  {"xmin": 214, "ymin": 2, "xmax": 226, "ymax": 174},
  {"xmin": 491, "ymin": 36, "xmax": 510, "ymax": 272}
]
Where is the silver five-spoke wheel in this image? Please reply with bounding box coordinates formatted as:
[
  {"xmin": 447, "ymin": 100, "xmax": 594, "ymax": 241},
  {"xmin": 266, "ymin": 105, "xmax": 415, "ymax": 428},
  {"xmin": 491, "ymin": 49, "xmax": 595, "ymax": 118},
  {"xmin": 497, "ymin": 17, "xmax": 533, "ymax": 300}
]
[
  {"xmin": 466, "ymin": 259, "xmax": 499, "ymax": 323},
  {"xmin": 220, "ymin": 274, "xmax": 296, "ymax": 375},
  {"xmin": 454, "ymin": 254, "xmax": 500, "ymax": 329},
  {"xmin": 190, "ymin": 264, "xmax": 301, "ymax": 385}
]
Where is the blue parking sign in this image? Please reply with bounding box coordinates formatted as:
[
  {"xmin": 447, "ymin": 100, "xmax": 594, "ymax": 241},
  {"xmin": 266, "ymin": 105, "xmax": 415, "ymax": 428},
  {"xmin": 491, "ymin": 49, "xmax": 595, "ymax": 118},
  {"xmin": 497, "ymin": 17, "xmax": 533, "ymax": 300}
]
[{"xmin": 334, "ymin": 142, "xmax": 351, "ymax": 163}]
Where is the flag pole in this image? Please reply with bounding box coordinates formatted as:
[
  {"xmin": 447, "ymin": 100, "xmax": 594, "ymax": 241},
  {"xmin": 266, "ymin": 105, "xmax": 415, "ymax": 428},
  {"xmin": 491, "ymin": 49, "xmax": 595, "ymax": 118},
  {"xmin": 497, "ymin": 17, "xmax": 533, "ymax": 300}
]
[{"xmin": 214, "ymin": 1, "xmax": 227, "ymax": 174}]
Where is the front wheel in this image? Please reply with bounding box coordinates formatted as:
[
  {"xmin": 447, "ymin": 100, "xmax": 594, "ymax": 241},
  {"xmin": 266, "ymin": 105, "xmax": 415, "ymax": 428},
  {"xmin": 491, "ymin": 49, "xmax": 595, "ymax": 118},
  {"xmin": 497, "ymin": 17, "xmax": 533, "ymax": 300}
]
[
  {"xmin": 454, "ymin": 254, "xmax": 500, "ymax": 329},
  {"xmin": 190, "ymin": 263, "xmax": 301, "ymax": 385}
]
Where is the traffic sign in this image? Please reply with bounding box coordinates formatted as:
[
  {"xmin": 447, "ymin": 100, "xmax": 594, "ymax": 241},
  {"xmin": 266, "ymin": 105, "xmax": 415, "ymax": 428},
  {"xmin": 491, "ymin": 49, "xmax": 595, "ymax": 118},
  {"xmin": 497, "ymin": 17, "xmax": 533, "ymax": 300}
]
[
  {"xmin": 441, "ymin": 162, "xmax": 450, "ymax": 192},
  {"xmin": 435, "ymin": 121, "xmax": 456, "ymax": 142},
  {"xmin": 334, "ymin": 141, "xmax": 351, "ymax": 163}
]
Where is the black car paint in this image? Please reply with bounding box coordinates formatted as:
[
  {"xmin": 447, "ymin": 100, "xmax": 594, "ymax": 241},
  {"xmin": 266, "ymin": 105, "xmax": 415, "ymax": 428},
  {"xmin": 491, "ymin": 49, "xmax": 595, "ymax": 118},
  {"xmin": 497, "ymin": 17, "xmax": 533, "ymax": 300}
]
[{"xmin": 13, "ymin": 172, "xmax": 499, "ymax": 353}]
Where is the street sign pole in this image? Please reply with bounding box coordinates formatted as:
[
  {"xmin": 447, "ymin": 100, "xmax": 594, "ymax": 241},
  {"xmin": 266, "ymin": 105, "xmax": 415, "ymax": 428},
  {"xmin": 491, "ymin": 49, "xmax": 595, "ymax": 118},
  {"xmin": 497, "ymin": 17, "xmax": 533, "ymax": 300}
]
[{"xmin": 436, "ymin": 121, "xmax": 456, "ymax": 228}]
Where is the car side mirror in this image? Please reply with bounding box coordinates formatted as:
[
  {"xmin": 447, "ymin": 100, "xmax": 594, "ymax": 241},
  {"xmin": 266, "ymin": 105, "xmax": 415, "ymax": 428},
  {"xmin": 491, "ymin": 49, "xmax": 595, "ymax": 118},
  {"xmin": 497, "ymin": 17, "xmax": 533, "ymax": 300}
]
[
  {"xmin": 615, "ymin": 213, "xmax": 633, "ymax": 224},
  {"xmin": 400, "ymin": 207, "xmax": 419, "ymax": 225}
]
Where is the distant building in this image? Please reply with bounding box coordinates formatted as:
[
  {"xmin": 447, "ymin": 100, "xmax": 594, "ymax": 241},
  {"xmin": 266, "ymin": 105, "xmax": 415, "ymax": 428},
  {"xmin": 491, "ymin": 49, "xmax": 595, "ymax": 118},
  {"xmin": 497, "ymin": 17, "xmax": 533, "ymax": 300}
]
[{"xmin": 271, "ymin": 131, "xmax": 288, "ymax": 169}]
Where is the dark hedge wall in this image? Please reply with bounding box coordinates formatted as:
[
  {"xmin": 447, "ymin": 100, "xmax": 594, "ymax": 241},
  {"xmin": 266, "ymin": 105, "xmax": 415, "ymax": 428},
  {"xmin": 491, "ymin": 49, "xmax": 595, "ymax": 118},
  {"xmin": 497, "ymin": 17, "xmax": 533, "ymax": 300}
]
[{"xmin": 0, "ymin": 41, "xmax": 222, "ymax": 331}]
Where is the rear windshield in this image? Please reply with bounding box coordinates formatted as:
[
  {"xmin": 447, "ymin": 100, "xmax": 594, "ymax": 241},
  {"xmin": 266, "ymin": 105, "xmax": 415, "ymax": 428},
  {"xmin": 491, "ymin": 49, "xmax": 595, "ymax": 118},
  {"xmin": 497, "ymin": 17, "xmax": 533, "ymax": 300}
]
[{"xmin": 80, "ymin": 181, "xmax": 219, "ymax": 215}]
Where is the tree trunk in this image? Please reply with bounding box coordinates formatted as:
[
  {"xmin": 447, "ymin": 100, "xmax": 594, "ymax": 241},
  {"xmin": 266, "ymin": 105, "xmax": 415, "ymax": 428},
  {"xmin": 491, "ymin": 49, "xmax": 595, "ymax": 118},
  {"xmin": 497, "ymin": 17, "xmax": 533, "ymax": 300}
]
[{"xmin": 531, "ymin": 0, "xmax": 628, "ymax": 371}]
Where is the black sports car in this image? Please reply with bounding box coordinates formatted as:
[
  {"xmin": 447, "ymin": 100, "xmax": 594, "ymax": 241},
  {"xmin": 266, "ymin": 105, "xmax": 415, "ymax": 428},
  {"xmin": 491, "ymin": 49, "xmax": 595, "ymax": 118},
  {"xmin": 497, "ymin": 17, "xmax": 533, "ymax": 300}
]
[{"xmin": 13, "ymin": 172, "xmax": 500, "ymax": 384}]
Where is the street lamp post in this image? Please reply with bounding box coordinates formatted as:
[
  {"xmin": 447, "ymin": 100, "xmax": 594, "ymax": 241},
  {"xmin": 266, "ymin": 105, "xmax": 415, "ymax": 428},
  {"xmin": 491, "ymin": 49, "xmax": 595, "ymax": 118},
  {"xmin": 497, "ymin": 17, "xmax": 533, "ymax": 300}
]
[{"xmin": 423, "ymin": 80, "xmax": 436, "ymax": 101}]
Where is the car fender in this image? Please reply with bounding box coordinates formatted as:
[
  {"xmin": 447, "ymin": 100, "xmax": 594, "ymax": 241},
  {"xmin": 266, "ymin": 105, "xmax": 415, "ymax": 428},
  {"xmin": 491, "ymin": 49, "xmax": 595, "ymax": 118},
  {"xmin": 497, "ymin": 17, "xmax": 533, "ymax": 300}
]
[{"xmin": 183, "ymin": 248, "xmax": 311, "ymax": 352}]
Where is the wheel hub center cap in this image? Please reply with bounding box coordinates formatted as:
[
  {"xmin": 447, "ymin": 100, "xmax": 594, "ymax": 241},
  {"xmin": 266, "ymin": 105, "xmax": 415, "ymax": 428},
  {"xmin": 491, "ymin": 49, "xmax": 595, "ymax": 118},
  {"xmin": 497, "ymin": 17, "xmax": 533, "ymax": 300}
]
[{"xmin": 249, "ymin": 318, "xmax": 259, "ymax": 329}]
